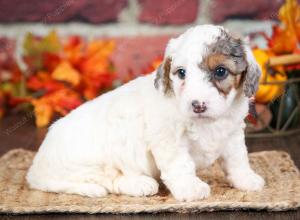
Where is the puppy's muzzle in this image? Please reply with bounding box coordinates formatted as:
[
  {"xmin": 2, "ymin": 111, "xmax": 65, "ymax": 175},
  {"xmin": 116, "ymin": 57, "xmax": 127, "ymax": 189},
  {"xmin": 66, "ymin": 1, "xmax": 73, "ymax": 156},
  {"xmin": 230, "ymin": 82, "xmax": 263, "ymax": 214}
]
[{"xmin": 192, "ymin": 100, "xmax": 207, "ymax": 114}]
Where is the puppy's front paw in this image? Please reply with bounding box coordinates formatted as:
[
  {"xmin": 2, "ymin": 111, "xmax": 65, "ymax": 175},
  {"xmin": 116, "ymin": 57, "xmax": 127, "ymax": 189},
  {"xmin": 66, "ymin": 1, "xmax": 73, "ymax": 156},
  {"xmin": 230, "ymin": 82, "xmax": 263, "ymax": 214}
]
[
  {"xmin": 168, "ymin": 177, "xmax": 210, "ymax": 202},
  {"xmin": 75, "ymin": 183, "xmax": 108, "ymax": 198},
  {"xmin": 228, "ymin": 171, "xmax": 265, "ymax": 191},
  {"xmin": 115, "ymin": 175, "xmax": 159, "ymax": 197}
]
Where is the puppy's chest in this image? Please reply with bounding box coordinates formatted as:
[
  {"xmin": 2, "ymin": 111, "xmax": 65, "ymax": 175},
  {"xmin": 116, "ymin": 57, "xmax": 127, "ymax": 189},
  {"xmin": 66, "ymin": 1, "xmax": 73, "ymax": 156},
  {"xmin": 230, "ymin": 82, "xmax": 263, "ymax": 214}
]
[
  {"xmin": 188, "ymin": 138, "xmax": 222, "ymax": 170},
  {"xmin": 185, "ymin": 122, "xmax": 232, "ymax": 169}
]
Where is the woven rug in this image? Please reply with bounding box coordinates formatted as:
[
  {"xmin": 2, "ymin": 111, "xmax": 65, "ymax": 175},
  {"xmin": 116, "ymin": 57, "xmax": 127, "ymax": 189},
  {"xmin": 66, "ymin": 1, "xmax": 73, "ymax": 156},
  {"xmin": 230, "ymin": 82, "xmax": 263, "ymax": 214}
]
[{"xmin": 0, "ymin": 149, "xmax": 299, "ymax": 214}]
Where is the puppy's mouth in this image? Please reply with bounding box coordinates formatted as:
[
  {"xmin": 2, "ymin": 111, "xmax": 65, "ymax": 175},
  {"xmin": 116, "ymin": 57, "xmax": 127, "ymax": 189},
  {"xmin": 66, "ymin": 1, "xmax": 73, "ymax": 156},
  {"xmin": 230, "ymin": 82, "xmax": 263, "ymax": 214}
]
[{"xmin": 192, "ymin": 113, "xmax": 216, "ymax": 121}]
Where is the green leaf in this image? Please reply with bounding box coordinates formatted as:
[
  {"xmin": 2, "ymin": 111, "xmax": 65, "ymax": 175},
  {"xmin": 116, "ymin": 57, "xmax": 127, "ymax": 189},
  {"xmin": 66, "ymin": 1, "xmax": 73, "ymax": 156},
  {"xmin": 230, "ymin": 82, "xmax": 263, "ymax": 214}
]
[{"xmin": 23, "ymin": 30, "xmax": 61, "ymax": 56}]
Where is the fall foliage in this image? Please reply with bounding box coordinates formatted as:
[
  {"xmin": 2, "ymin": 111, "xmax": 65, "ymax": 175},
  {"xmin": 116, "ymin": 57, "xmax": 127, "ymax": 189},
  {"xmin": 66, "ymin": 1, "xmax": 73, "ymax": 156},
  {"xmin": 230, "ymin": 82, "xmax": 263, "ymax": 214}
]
[
  {"xmin": 253, "ymin": 0, "xmax": 300, "ymax": 103},
  {"xmin": 1, "ymin": 31, "xmax": 117, "ymax": 127}
]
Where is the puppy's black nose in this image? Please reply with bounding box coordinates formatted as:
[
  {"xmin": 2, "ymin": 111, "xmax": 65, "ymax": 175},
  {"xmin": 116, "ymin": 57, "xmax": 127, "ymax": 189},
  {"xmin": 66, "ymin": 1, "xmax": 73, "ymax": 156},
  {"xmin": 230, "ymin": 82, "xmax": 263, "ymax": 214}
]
[{"xmin": 192, "ymin": 100, "xmax": 207, "ymax": 114}]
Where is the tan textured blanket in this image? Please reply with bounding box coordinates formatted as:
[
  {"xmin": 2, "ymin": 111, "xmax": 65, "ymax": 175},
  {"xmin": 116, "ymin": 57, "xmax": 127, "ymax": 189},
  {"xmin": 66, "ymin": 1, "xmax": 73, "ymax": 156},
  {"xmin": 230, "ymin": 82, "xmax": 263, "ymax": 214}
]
[{"xmin": 0, "ymin": 149, "xmax": 299, "ymax": 214}]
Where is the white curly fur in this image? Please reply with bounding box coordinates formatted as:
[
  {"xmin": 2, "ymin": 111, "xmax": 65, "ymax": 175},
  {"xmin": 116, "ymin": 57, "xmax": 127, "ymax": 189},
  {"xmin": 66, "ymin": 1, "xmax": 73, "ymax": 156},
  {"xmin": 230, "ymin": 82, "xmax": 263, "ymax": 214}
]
[{"xmin": 26, "ymin": 25, "xmax": 264, "ymax": 201}]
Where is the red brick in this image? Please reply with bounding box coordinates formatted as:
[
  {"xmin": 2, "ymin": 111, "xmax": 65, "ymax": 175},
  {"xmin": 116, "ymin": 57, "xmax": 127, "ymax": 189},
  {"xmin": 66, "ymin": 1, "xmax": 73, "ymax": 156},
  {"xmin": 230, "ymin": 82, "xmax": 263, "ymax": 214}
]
[
  {"xmin": 111, "ymin": 35, "xmax": 174, "ymax": 77},
  {"xmin": 79, "ymin": 0, "xmax": 127, "ymax": 23},
  {"xmin": 0, "ymin": 0, "xmax": 78, "ymax": 23},
  {"xmin": 139, "ymin": 0, "xmax": 199, "ymax": 25},
  {"xmin": 0, "ymin": 0, "xmax": 127, "ymax": 23},
  {"xmin": 43, "ymin": 0, "xmax": 86, "ymax": 23},
  {"xmin": 0, "ymin": 38, "xmax": 16, "ymax": 69},
  {"xmin": 210, "ymin": 0, "xmax": 284, "ymax": 23}
]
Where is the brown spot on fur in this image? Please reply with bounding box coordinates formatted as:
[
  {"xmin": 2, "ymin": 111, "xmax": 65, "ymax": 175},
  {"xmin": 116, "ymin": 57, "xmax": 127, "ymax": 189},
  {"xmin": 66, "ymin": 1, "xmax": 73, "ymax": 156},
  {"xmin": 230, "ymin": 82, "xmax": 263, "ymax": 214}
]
[
  {"xmin": 154, "ymin": 57, "xmax": 173, "ymax": 96},
  {"xmin": 234, "ymin": 73, "xmax": 243, "ymax": 88},
  {"xmin": 199, "ymin": 29, "xmax": 248, "ymax": 96},
  {"xmin": 206, "ymin": 54, "xmax": 242, "ymax": 75},
  {"xmin": 163, "ymin": 57, "xmax": 173, "ymax": 95}
]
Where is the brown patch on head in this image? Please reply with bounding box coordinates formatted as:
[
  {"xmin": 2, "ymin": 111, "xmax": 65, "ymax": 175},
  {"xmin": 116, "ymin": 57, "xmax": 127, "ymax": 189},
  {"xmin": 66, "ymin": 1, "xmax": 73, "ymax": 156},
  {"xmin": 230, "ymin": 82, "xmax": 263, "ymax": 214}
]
[
  {"xmin": 199, "ymin": 29, "xmax": 248, "ymax": 96},
  {"xmin": 206, "ymin": 53, "xmax": 244, "ymax": 76},
  {"xmin": 154, "ymin": 57, "xmax": 173, "ymax": 96}
]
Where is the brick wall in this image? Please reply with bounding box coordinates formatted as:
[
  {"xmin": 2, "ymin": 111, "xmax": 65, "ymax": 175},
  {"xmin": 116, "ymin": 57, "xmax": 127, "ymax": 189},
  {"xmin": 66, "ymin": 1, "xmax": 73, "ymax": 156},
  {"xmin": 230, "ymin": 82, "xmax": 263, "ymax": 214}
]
[
  {"xmin": 0, "ymin": 0, "xmax": 287, "ymax": 76},
  {"xmin": 0, "ymin": 0, "xmax": 285, "ymax": 24}
]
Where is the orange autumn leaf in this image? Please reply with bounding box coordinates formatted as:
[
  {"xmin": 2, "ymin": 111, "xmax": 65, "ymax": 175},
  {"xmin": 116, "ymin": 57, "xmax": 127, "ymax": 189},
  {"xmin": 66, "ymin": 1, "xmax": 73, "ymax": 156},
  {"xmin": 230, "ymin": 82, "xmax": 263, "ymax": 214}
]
[
  {"xmin": 52, "ymin": 89, "xmax": 82, "ymax": 115},
  {"xmin": 83, "ymin": 86, "xmax": 98, "ymax": 100},
  {"xmin": 80, "ymin": 55, "xmax": 111, "ymax": 74},
  {"xmin": 269, "ymin": 0, "xmax": 300, "ymax": 54},
  {"xmin": 87, "ymin": 40, "xmax": 115, "ymax": 58},
  {"xmin": 36, "ymin": 71, "xmax": 52, "ymax": 81},
  {"xmin": 31, "ymin": 99, "xmax": 53, "ymax": 127},
  {"xmin": 8, "ymin": 96, "xmax": 32, "ymax": 107},
  {"xmin": 279, "ymin": 0, "xmax": 300, "ymax": 40},
  {"xmin": 31, "ymin": 88, "xmax": 82, "ymax": 127},
  {"xmin": 81, "ymin": 52, "xmax": 113, "ymax": 73},
  {"xmin": 79, "ymin": 40, "xmax": 115, "ymax": 74},
  {"xmin": 82, "ymin": 72, "xmax": 116, "ymax": 100},
  {"xmin": 76, "ymin": 39, "xmax": 116, "ymax": 100},
  {"xmin": 52, "ymin": 61, "xmax": 81, "ymax": 86},
  {"xmin": 27, "ymin": 71, "xmax": 65, "ymax": 93},
  {"xmin": 269, "ymin": 26, "xmax": 297, "ymax": 54},
  {"xmin": 64, "ymin": 36, "xmax": 84, "ymax": 65},
  {"xmin": 42, "ymin": 53, "xmax": 61, "ymax": 72}
]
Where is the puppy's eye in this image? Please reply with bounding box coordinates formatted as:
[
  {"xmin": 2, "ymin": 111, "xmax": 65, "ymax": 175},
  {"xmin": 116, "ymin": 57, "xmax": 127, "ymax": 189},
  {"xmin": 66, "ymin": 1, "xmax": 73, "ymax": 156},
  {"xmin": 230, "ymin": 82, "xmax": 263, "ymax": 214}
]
[
  {"xmin": 214, "ymin": 66, "xmax": 228, "ymax": 80},
  {"xmin": 176, "ymin": 68, "xmax": 186, "ymax": 80}
]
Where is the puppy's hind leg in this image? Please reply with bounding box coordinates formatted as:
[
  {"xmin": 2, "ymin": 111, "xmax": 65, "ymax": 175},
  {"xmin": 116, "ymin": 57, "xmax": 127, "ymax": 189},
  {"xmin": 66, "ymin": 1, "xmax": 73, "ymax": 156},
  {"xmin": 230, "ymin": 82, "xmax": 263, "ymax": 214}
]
[{"xmin": 27, "ymin": 178, "xmax": 108, "ymax": 198}]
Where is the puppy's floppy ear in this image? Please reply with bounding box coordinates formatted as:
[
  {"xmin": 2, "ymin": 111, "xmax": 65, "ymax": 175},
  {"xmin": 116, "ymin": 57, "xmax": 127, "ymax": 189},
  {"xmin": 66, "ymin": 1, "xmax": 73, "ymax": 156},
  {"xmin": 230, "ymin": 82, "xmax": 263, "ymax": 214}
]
[
  {"xmin": 154, "ymin": 57, "xmax": 173, "ymax": 96},
  {"xmin": 243, "ymin": 43, "xmax": 262, "ymax": 97}
]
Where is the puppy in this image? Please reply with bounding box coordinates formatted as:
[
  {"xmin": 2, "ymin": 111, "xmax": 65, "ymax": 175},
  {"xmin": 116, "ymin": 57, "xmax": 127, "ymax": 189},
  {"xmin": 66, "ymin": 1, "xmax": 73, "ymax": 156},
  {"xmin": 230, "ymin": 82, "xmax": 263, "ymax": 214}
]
[{"xmin": 26, "ymin": 25, "xmax": 264, "ymax": 202}]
